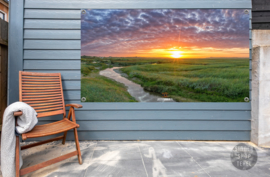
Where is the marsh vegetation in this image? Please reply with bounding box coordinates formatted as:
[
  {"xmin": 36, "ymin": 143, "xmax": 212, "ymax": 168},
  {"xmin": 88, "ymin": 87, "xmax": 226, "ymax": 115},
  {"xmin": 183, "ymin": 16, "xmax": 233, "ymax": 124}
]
[{"xmin": 81, "ymin": 56, "xmax": 249, "ymax": 102}]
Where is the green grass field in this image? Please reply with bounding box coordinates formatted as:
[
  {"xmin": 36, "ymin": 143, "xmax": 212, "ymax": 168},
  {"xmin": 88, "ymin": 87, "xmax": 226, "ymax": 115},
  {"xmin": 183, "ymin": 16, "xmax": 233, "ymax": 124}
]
[
  {"xmin": 81, "ymin": 73, "xmax": 137, "ymax": 102},
  {"xmin": 81, "ymin": 58, "xmax": 137, "ymax": 102},
  {"xmin": 81, "ymin": 56, "xmax": 249, "ymax": 102}
]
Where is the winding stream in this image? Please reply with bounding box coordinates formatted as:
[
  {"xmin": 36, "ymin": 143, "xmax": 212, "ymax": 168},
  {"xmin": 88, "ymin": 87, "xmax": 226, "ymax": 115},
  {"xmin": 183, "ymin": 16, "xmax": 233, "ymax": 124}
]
[{"xmin": 99, "ymin": 67, "xmax": 175, "ymax": 102}]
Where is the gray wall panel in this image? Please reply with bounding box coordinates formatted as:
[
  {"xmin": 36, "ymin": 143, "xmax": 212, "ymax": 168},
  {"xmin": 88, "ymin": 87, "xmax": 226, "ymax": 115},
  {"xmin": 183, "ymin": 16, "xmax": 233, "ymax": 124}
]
[
  {"xmin": 17, "ymin": 0, "xmax": 253, "ymax": 140},
  {"xmin": 25, "ymin": 9, "xmax": 81, "ymax": 19},
  {"xmin": 39, "ymin": 110, "xmax": 251, "ymax": 121},
  {"xmin": 29, "ymin": 131, "xmax": 250, "ymax": 141},
  {"xmin": 24, "ymin": 19, "xmax": 80, "ymax": 29},
  {"xmin": 24, "ymin": 30, "xmax": 81, "ymax": 39},
  {"xmin": 64, "ymin": 90, "xmax": 80, "ymax": 100},
  {"xmin": 62, "ymin": 81, "xmax": 80, "ymax": 90},
  {"xmin": 75, "ymin": 131, "xmax": 250, "ymax": 140},
  {"xmin": 24, "ymin": 40, "xmax": 81, "ymax": 49},
  {"xmin": 25, "ymin": 0, "xmax": 252, "ymax": 9},
  {"xmin": 23, "ymin": 70, "xmax": 81, "ymax": 80},
  {"xmin": 24, "ymin": 50, "xmax": 80, "ymax": 59},
  {"xmin": 24, "ymin": 60, "xmax": 80, "ymax": 69},
  {"xmin": 38, "ymin": 120, "xmax": 251, "ymax": 131},
  {"xmin": 8, "ymin": 0, "xmax": 24, "ymax": 104},
  {"xmin": 63, "ymin": 102, "xmax": 251, "ymax": 111}
]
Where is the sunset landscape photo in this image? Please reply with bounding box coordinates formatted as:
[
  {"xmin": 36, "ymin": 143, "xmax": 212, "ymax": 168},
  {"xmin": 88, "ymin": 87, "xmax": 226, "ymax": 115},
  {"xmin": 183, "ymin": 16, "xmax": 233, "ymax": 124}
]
[{"xmin": 81, "ymin": 9, "xmax": 250, "ymax": 102}]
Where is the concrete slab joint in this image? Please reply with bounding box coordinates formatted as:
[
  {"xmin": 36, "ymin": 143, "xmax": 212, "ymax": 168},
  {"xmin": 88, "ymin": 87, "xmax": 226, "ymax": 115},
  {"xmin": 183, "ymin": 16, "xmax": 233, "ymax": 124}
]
[{"xmin": 251, "ymin": 30, "xmax": 270, "ymax": 147}]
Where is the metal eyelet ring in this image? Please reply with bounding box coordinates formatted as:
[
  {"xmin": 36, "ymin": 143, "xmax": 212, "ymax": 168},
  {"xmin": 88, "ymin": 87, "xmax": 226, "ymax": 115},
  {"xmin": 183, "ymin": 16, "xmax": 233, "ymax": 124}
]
[
  {"xmin": 81, "ymin": 97, "xmax": 86, "ymax": 102},
  {"xmin": 82, "ymin": 10, "xmax": 86, "ymax": 14},
  {"xmin": 244, "ymin": 9, "xmax": 249, "ymax": 14},
  {"xmin": 244, "ymin": 97, "xmax": 249, "ymax": 102}
]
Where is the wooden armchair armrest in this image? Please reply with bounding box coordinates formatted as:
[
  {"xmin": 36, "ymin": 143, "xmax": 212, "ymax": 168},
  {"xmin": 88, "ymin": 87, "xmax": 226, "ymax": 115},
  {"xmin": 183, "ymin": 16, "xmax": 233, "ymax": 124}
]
[
  {"xmin": 14, "ymin": 111, "xmax": 23, "ymax": 117},
  {"xmin": 65, "ymin": 104, "xmax": 82, "ymax": 123},
  {"xmin": 65, "ymin": 104, "xmax": 83, "ymax": 108}
]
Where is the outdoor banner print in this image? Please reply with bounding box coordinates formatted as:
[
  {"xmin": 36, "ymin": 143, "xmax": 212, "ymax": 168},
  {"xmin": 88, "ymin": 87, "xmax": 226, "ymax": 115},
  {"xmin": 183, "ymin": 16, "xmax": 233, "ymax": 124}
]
[{"xmin": 81, "ymin": 9, "xmax": 250, "ymax": 102}]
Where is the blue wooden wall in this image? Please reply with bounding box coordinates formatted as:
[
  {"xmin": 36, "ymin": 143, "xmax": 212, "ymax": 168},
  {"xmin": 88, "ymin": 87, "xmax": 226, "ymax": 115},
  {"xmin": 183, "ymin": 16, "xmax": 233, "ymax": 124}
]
[{"xmin": 8, "ymin": 0, "xmax": 252, "ymax": 140}]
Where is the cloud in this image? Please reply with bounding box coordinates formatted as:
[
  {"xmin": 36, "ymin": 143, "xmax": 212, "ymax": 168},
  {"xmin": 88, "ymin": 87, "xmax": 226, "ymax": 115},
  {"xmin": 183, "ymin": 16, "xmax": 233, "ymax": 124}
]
[{"xmin": 81, "ymin": 9, "xmax": 249, "ymax": 57}]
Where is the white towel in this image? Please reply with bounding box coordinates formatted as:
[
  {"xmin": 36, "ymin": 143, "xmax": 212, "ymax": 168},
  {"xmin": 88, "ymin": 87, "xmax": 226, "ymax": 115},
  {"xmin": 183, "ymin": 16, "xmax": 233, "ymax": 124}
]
[{"xmin": 1, "ymin": 102, "xmax": 38, "ymax": 177}]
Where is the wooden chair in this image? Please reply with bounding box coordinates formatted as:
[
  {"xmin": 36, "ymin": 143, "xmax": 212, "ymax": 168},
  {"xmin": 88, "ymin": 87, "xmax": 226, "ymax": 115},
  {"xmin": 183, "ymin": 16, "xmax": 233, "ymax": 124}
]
[{"xmin": 14, "ymin": 71, "xmax": 83, "ymax": 177}]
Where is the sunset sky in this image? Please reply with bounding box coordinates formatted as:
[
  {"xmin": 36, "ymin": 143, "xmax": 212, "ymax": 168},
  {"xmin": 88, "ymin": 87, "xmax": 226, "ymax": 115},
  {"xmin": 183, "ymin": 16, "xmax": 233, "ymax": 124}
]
[{"xmin": 81, "ymin": 9, "xmax": 249, "ymax": 59}]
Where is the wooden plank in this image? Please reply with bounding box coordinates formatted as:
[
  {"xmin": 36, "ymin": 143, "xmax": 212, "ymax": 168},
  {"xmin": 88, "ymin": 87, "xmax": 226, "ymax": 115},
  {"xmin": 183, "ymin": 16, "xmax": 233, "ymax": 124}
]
[
  {"xmin": 1, "ymin": 45, "xmax": 8, "ymax": 125},
  {"xmin": 21, "ymin": 136, "xmax": 64, "ymax": 150},
  {"xmin": 24, "ymin": 19, "xmax": 80, "ymax": 29},
  {"xmin": 29, "ymin": 131, "xmax": 250, "ymax": 141},
  {"xmin": 0, "ymin": 110, "xmax": 1, "ymax": 131},
  {"xmin": 64, "ymin": 90, "xmax": 80, "ymax": 100},
  {"xmin": 22, "ymin": 80, "xmax": 80, "ymax": 90},
  {"xmin": 252, "ymin": 1, "xmax": 270, "ymax": 29},
  {"xmin": 0, "ymin": 20, "xmax": 8, "ymax": 45},
  {"xmin": 37, "ymin": 120, "xmax": 251, "ymax": 131},
  {"xmin": 0, "ymin": 75, "xmax": 1, "ymax": 128},
  {"xmin": 62, "ymin": 80, "xmax": 80, "ymax": 90},
  {"xmin": 24, "ymin": 50, "xmax": 80, "ymax": 59},
  {"xmin": 24, "ymin": 0, "xmax": 252, "ymax": 9},
  {"xmin": 24, "ymin": 30, "xmax": 81, "ymax": 39},
  {"xmin": 252, "ymin": 11, "xmax": 270, "ymax": 18},
  {"xmin": 63, "ymin": 102, "xmax": 252, "ymax": 111},
  {"xmin": 252, "ymin": 0, "xmax": 270, "ymax": 11},
  {"xmin": 24, "ymin": 40, "xmax": 80, "ymax": 49},
  {"xmin": 24, "ymin": 60, "xmax": 80, "ymax": 69},
  {"xmin": 16, "ymin": 136, "xmax": 20, "ymax": 177},
  {"xmin": 8, "ymin": 0, "xmax": 24, "ymax": 104},
  {"xmin": 76, "ymin": 130, "xmax": 251, "ymax": 140},
  {"xmin": 24, "ymin": 9, "xmax": 81, "ymax": 19},
  {"xmin": 40, "ymin": 110, "xmax": 251, "ymax": 121},
  {"xmin": 252, "ymin": 23, "xmax": 270, "ymax": 29},
  {"xmin": 253, "ymin": 17, "xmax": 270, "ymax": 23},
  {"xmin": 75, "ymin": 110, "xmax": 251, "ymax": 121},
  {"xmin": 20, "ymin": 151, "xmax": 77, "ymax": 176},
  {"xmin": 23, "ymin": 70, "xmax": 81, "ymax": 80}
]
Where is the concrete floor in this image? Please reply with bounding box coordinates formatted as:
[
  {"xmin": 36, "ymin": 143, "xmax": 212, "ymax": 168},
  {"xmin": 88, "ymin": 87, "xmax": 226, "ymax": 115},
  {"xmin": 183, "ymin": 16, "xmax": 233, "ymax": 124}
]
[{"xmin": 1, "ymin": 141, "xmax": 270, "ymax": 177}]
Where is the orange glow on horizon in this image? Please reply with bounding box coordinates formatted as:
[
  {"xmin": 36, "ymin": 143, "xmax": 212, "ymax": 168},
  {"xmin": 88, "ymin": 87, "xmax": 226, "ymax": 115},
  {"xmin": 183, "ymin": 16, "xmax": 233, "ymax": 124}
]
[
  {"xmin": 130, "ymin": 46, "xmax": 248, "ymax": 59},
  {"xmin": 91, "ymin": 46, "xmax": 248, "ymax": 58},
  {"xmin": 171, "ymin": 51, "xmax": 183, "ymax": 58}
]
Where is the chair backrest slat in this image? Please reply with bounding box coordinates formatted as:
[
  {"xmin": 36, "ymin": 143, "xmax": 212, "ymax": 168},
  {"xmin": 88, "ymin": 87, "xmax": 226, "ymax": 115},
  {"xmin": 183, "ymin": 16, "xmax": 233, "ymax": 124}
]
[{"xmin": 19, "ymin": 71, "xmax": 66, "ymax": 118}]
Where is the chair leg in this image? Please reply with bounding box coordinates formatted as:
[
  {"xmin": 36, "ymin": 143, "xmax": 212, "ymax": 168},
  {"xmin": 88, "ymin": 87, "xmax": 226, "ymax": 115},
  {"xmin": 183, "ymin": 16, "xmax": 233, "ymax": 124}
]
[
  {"xmin": 62, "ymin": 131, "xmax": 68, "ymax": 145},
  {"xmin": 73, "ymin": 128, "xmax": 82, "ymax": 165},
  {"xmin": 16, "ymin": 136, "xmax": 20, "ymax": 177}
]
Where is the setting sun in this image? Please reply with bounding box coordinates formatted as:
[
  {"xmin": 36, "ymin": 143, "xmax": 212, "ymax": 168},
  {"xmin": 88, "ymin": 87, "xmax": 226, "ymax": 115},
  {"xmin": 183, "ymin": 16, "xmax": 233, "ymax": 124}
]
[{"xmin": 171, "ymin": 51, "xmax": 183, "ymax": 58}]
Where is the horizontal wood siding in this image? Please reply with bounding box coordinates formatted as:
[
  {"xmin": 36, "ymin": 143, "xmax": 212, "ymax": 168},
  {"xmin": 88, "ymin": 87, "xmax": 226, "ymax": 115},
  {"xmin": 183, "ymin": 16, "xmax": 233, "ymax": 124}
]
[
  {"xmin": 252, "ymin": 0, "xmax": 270, "ymax": 29},
  {"xmin": 24, "ymin": 60, "xmax": 80, "ymax": 69},
  {"xmin": 24, "ymin": 30, "xmax": 81, "ymax": 39},
  {"xmin": 24, "ymin": 0, "xmax": 251, "ymax": 9},
  {"xmin": 37, "ymin": 120, "xmax": 251, "ymax": 131},
  {"xmin": 22, "ymin": 0, "xmax": 252, "ymax": 141},
  {"xmin": 30, "ymin": 131, "xmax": 251, "ymax": 141},
  {"xmin": 40, "ymin": 110, "xmax": 251, "ymax": 121},
  {"xmin": 24, "ymin": 40, "xmax": 81, "ymax": 49},
  {"xmin": 24, "ymin": 50, "xmax": 81, "ymax": 59}
]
